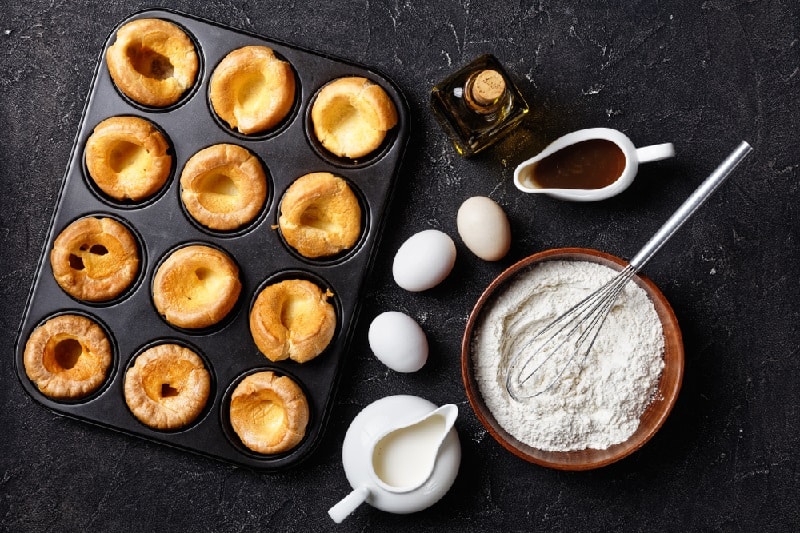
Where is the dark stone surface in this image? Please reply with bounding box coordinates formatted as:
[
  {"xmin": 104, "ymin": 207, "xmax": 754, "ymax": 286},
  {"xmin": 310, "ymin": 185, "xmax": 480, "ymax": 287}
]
[{"xmin": 1, "ymin": 1, "xmax": 797, "ymax": 531}]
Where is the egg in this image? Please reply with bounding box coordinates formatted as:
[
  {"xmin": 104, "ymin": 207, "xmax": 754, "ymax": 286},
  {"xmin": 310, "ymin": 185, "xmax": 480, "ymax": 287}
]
[
  {"xmin": 368, "ymin": 312, "xmax": 428, "ymax": 372},
  {"xmin": 392, "ymin": 229, "xmax": 456, "ymax": 292},
  {"xmin": 456, "ymin": 196, "xmax": 511, "ymax": 261}
]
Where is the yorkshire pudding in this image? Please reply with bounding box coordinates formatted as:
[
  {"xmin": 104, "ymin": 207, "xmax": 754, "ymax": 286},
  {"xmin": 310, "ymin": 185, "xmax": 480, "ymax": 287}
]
[
  {"xmin": 85, "ymin": 116, "xmax": 172, "ymax": 202},
  {"xmin": 50, "ymin": 216, "xmax": 139, "ymax": 302},
  {"xmin": 209, "ymin": 46, "xmax": 295, "ymax": 135},
  {"xmin": 180, "ymin": 144, "xmax": 267, "ymax": 231},
  {"xmin": 124, "ymin": 343, "xmax": 211, "ymax": 430},
  {"xmin": 249, "ymin": 279, "xmax": 336, "ymax": 363},
  {"xmin": 152, "ymin": 244, "xmax": 241, "ymax": 329},
  {"xmin": 229, "ymin": 371, "xmax": 309, "ymax": 454},
  {"xmin": 310, "ymin": 76, "xmax": 398, "ymax": 159},
  {"xmin": 106, "ymin": 18, "xmax": 199, "ymax": 107},
  {"xmin": 23, "ymin": 314, "xmax": 112, "ymax": 400},
  {"xmin": 278, "ymin": 172, "xmax": 361, "ymax": 258}
]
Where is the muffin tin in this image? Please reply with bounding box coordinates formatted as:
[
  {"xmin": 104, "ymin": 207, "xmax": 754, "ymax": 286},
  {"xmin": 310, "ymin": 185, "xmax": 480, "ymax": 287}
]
[{"xmin": 14, "ymin": 8, "xmax": 408, "ymax": 470}]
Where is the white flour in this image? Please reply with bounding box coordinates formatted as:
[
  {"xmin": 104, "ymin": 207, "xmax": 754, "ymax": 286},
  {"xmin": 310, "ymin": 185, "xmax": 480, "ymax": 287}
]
[{"xmin": 472, "ymin": 260, "xmax": 665, "ymax": 451}]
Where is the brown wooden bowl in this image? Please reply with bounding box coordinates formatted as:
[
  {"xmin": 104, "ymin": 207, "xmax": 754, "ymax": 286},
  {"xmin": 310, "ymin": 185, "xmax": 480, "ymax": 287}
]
[{"xmin": 461, "ymin": 248, "xmax": 684, "ymax": 470}]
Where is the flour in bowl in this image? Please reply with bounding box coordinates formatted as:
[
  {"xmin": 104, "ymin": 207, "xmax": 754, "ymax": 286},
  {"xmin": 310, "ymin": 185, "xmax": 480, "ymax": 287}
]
[{"xmin": 471, "ymin": 260, "xmax": 665, "ymax": 451}]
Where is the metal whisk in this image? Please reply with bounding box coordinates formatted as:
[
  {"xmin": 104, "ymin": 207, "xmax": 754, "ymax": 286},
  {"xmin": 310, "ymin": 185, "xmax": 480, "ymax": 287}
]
[{"xmin": 504, "ymin": 141, "xmax": 753, "ymax": 402}]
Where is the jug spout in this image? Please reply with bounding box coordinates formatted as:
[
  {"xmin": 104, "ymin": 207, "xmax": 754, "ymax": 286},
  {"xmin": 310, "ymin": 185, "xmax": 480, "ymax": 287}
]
[
  {"xmin": 370, "ymin": 403, "xmax": 459, "ymax": 494},
  {"xmin": 514, "ymin": 162, "xmax": 553, "ymax": 194},
  {"xmin": 431, "ymin": 403, "xmax": 458, "ymax": 434}
]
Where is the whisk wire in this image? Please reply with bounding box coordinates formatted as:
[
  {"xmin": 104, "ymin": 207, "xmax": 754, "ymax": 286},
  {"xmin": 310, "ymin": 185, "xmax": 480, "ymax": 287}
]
[{"xmin": 506, "ymin": 265, "xmax": 636, "ymax": 400}]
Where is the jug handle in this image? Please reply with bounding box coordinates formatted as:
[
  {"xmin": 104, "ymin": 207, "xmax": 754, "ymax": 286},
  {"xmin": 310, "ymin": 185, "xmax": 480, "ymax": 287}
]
[
  {"xmin": 636, "ymin": 143, "xmax": 675, "ymax": 164},
  {"xmin": 328, "ymin": 485, "xmax": 370, "ymax": 523}
]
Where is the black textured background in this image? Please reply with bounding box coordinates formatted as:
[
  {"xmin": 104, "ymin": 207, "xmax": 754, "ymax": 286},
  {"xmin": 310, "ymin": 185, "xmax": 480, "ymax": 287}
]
[{"xmin": 1, "ymin": 1, "xmax": 798, "ymax": 531}]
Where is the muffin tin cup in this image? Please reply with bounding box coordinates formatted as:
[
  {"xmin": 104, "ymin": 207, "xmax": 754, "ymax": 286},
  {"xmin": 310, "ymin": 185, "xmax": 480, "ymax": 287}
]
[
  {"xmin": 177, "ymin": 146, "xmax": 275, "ymax": 238},
  {"xmin": 275, "ymin": 175, "xmax": 372, "ymax": 266},
  {"xmin": 81, "ymin": 115, "xmax": 178, "ymax": 209},
  {"xmin": 14, "ymin": 8, "xmax": 409, "ymax": 470},
  {"xmin": 304, "ymin": 80, "xmax": 400, "ymax": 169},
  {"xmin": 123, "ymin": 338, "xmax": 218, "ymax": 434},
  {"xmin": 206, "ymin": 49, "xmax": 303, "ymax": 142},
  {"xmin": 21, "ymin": 309, "xmax": 120, "ymax": 405},
  {"xmin": 50, "ymin": 211, "xmax": 149, "ymax": 307}
]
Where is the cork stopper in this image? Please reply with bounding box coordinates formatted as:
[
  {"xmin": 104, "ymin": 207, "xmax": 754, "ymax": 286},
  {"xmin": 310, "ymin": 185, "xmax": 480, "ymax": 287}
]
[{"xmin": 469, "ymin": 70, "xmax": 506, "ymax": 107}]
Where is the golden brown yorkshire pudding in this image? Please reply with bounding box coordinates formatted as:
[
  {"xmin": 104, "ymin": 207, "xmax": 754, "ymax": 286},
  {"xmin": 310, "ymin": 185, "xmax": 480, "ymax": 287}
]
[
  {"xmin": 249, "ymin": 279, "xmax": 336, "ymax": 363},
  {"xmin": 278, "ymin": 172, "xmax": 361, "ymax": 258},
  {"xmin": 152, "ymin": 245, "xmax": 241, "ymax": 329},
  {"xmin": 310, "ymin": 76, "xmax": 398, "ymax": 159},
  {"xmin": 180, "ymin": 144, "xmax": 267, "ymax": 231},
  {"xmin": 209, "ymin": 46, "xmax": 296, "ymax": 135},
  {"xmin": 106, "ymin": 18, "xmax": 199, "ymax": 107},
  {"xmin": 24, "ymin": 314, "xmax": 112, "ymax": 400},
  {"xmin": 85, "ymin": 116, "xmax": 172, "ymax": 202},
  {"xmin": 124, "ymin": 343, "xmax": 211, "ymax": 430},
  {"xmin": 229, "ymin": 371, "xmax": 309, "ymax": 454},
  {"xmin": 50, "ymin": 217, "xmax": 139, "ymax": 302}
]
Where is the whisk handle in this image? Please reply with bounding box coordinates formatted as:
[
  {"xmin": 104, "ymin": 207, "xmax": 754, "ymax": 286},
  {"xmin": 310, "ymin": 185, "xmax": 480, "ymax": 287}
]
[{"xmin": 630, "ymin": 141, "xmax": 753, "ymax": 271}]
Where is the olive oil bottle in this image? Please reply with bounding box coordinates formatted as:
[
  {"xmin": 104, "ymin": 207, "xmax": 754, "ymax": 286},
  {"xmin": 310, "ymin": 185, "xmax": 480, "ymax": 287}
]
[{"xmin": 431, "ymin": 54, "xmax": 529, "ymax": 157}]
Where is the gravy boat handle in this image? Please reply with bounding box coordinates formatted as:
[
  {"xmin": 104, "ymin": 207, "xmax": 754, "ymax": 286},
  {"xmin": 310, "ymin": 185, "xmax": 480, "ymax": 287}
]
[
  {"xmin": 328, "ymin": 485, "xmax": 370, "ymax": 523},
  {"xmin": 635, "ymin": 143, "xmax": 675, "ymax": 163}
]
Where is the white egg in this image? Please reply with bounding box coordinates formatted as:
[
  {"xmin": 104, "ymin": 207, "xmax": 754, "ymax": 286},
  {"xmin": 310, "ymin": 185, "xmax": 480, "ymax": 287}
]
[
  {"xmin": 456, "ymin": 196, "xmax": 511, "ymax": 261},
  {"xmin": 392, "ymin": 229, "xmax": 456, "ymax": 292},
  {"xmin": 368, "ymin": 312, "xmax": 428, "ymax": 372}
]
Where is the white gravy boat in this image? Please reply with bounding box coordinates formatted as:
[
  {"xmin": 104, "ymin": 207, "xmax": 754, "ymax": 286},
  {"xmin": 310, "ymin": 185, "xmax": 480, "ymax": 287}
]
[
  {"xmin": 329, "ymin": 396, "xmax": 460, "ymax": 523},
  {"xmin": 513, "ymin": 127, "xmax": 675, "ymax": 201}
]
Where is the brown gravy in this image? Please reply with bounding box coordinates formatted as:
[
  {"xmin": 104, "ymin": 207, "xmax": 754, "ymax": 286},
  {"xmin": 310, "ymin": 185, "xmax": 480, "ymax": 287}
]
[{"xmin": 531, "ymin": 139, "xmax": 626, "ymax": 189}]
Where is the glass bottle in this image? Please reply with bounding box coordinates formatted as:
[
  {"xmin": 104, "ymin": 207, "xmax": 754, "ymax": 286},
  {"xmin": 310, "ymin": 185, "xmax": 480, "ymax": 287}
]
[{"xmin": 431, "ymin": 54, "xmax": 530, "ymax": 157}]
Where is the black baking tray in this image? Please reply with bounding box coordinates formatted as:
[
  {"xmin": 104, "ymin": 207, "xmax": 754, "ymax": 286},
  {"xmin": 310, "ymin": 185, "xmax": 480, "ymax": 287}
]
[{"xmin": 13, "ymin": 8, "xmax": 409, "ymax": 470}]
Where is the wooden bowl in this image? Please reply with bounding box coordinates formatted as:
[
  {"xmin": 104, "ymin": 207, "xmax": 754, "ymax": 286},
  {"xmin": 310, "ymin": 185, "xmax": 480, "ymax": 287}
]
[{"xmin": 461, "ymin": 248, "xmax": 684, "ymax": 470}]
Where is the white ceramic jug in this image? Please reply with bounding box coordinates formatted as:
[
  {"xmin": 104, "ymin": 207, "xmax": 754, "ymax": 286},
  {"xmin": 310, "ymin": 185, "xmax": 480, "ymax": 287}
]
[
  {"xmin": 513, "ymin": 127, "xmax": 675, "ymax": 201},
  {"xmin": 328, "ymin": 396, "xmax": 461, "ymax": 523}
]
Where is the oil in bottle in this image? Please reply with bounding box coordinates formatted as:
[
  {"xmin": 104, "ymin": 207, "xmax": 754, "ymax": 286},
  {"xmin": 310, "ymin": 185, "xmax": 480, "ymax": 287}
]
[{"xmin": 431, "ymin": 54, "xmax": 530, "ymax": 157}]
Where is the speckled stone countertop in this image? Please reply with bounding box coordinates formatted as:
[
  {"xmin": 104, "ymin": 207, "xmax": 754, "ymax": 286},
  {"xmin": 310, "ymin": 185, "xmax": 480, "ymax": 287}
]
[{"xmin": 1, "ymin": 1, "xmax": 798, "ymax": 531}]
